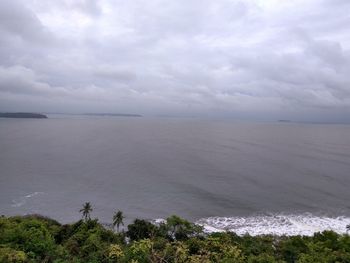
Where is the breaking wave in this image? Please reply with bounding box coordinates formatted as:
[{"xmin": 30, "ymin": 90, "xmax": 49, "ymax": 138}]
[
  {"xmin": 196, "ymin": 213, "xmax": 350, "ymax": 236},
  {"xmin": 11, "ymin": 192, "xmax": 45, "ymax": 208}
]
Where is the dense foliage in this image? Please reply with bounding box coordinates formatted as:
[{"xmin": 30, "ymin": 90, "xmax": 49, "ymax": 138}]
[{"xmin": 0, "ymin": 213, "xmax": 350, "ymax": 262}]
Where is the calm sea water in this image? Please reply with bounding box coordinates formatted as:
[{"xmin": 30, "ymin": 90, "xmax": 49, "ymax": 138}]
[{"xmin": 1, "ymin": 116, "xmax": 350, "ymax": 235}]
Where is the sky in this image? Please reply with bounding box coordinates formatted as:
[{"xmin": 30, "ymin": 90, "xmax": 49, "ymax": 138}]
[{"xmin": 0, "ymin": 0, "xmax": 350, "ymax": 122}]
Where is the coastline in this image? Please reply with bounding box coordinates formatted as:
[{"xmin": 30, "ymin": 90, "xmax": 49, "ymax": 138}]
[{"xmin": 1, "ymin": 213, "xmax": 350, "ymax": 262}]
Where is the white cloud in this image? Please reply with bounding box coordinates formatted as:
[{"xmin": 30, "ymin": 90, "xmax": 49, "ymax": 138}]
[{"xmin": 0, "ymin": 0, "xmax": 350, "ymax": 121}]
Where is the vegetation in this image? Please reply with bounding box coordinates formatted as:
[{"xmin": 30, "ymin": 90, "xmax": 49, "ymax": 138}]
[
  {"xmin": 0, "ymin": 209, "xmax": 350, "ymax": 262},
  {"xmin": 79, "ymin": 202, "xmax": 93, "ymax": 222},
  {"xmin": 112, "ymin": 211, "xmax": 124, "ymax": 233},
  {"xmin": 0, "ymin": 113, "xmax": 47, "ymax": 119}
]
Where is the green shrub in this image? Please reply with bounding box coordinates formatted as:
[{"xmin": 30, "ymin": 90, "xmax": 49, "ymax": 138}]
[
  {"xmin": 127, "ymin": 219, "xmax": 157, "ymax": 241},
  {"xmin": 0, "ymin": 247, "xmax": 27, "ymax": 263}
]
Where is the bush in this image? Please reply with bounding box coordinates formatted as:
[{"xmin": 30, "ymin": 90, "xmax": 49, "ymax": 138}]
[
  {"xmin": 0, "ymin": 247, "xmax": 27, "ymax": 263},
  {"xmin": 127, "ymin": 219, "xmax": 157, "ymax": 241},
  {"xmin": 163, "ymin": 215, "xmax": 203, "ymax": 241}
]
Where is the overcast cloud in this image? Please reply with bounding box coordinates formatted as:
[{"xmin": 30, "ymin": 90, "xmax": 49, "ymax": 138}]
[{"xmin": 0, "ymin": 0, "xmax": 350, "ymax": 121}]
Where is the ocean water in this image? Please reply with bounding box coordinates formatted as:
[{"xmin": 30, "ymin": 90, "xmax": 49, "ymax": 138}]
[{"xmin": 1, "ymin": 116, "xmax": 350, "ymax": 235}]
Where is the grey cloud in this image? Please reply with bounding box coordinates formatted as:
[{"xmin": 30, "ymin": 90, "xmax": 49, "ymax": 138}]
[
  {"xmin": 94, "ymin": 66, "xmax": 136, "ymax": 82},
  {"xmin": 0, "ymin": 0, "xmax": 350, "ymax": 121},
  {"xmin": 29, "ymin": 0, "xmax": 102, "ymax": 17},
  {"xmin": 0, "ymin": 66, "xmax": 70, "ymax": 96},
  {"xmin": 0, "ymin": 0, "xmax": 53, "ymax": 43},
  {"xmin": 72, "ymin": 0, "xmax": 102, "ymax": 16}
]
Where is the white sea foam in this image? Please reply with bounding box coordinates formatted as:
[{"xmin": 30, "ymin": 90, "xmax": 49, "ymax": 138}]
[
  {"xmin": 11, "ymin": 192, "xmax": 45, "ymax": 208},
  {"xmin": 153, "ymin": 218, "xmax": 166, "ymax": 224},
  {"xmin": 196, "ymin": 214, "xmax": 350, "ymax": 236}
]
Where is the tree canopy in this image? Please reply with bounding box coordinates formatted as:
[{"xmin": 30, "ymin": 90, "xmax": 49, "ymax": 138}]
[{"xmin": 0, "ymin": 211, "xmax": 349, "ymax": 262}]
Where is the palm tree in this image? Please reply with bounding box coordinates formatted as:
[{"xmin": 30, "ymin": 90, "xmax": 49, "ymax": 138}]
[
  {"xmin": 113, "ymin": 210, "xmax": 124, "ymax": 232},
  {"xmin": 80, "ymin": 202, "xmax": 93, "ymax": 221},
  {"xmin": 347, "ymin": 224, "xmax": 350, "ymax": 232}
]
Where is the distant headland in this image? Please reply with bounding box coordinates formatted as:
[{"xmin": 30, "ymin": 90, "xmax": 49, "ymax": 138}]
[
  {"xmin": 0, "ymin": 112, "xmax": 48, "ymax": 119},
  {"xmin": 83, "ymin": 113, "xmax": 142, "ymax": 117}
]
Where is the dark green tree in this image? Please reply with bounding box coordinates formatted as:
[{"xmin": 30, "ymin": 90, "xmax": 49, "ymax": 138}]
[
  {"xmin": 126, "ymin": 219, "xmax": 157, "ymax": 241},
  {"xmin": 79, "ymin": 202, "xmax": 93, "ymax": 221},
  {"xmin": 112, "ymin": 210, "xmax": 124, "ymax": 232},
  {"xmin": 165, "ymin": 215, "xmax": 203, "ymax": 241}
]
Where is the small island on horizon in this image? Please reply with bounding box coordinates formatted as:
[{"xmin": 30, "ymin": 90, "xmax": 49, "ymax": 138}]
[
  {"xmin": 0, "ymin": 112, "xmax": 48, "ymax": 119},
  {"xmin": 83, "ymin": 113, "xmax": 142, "ymax": 117}
]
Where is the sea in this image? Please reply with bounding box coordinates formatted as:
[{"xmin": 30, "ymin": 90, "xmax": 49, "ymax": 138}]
[{"xmin": 1, "ymin": 115, "xmax": 350, "ymax": 236}]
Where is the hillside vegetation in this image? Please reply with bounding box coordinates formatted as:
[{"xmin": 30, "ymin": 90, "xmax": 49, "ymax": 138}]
[{"xmin": 1, "ymin": 206, "xmax": 350, "ymax": 262}]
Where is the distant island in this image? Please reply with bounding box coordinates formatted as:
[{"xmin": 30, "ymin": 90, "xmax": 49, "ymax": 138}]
[
  {"xmin": 0, "ymin": 112, "xmax": 48, "ymax": 119},
  {"xmin": 84, "ymin": 113, "xmax": 142, "ymax": 117},
  {"xmin": 278, "ymin": 119, "xmax": 291, "ymax": 123}
]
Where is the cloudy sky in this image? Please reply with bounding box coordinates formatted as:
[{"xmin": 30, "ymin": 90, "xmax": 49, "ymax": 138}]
[{"xmin": 0, "ymin": 0, "xmax": 350, "ymax": 121}]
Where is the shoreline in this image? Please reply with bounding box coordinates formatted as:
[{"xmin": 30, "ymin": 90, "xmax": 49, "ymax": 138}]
[
  {"xmin": 5, "ymin": 212, "xmax": 350, "ymax": 237},
  {"xmin": 1, "ymin": 213, "xmax": 350, "ymax": 262}
]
